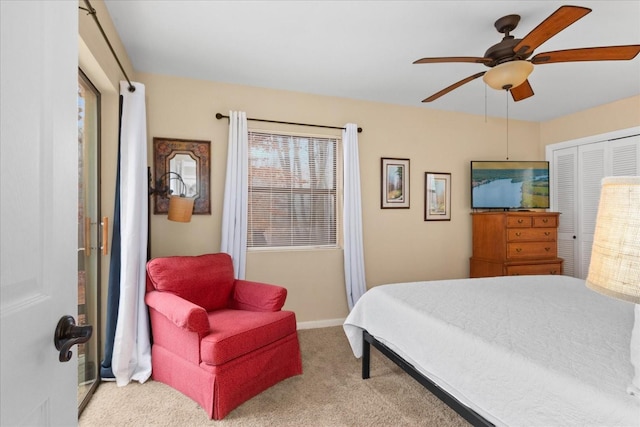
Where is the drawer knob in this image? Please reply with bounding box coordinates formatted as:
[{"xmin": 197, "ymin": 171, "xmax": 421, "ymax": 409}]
[
  {"xmin": 542, "ymin": 219, "xmax": 549, "ymax": 223},
  {"xmin": 545, "ymin": 247, "xmax": 551, "ymax": 252},
  {"xmin": 550, "ymin": 270, "xmax": 557, "ymax": 274},
  {"xmin": 517, "ymin": 219, "xmax": 524, "ymax": 224},
  {"xmin": 515, "ymin": 232, "xmax": 522, "ymax": 237},
  {"xmin": 544, "ymin": 232, "xmax": 550, "ymax": 236},
  {"xmin": 516, "ymin": 248, "xmax": 522, "ymax": 252}
]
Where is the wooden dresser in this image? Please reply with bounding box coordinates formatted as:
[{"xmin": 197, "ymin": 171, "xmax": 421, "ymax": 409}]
[{"xmin": 470, "ymin": 211, "xmax": 563, "ymax": 278}]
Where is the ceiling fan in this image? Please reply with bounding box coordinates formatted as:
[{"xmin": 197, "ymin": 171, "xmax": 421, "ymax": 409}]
[{"xmin": 415, "ymin": 5, "xmax": 640, "ymax": 103}]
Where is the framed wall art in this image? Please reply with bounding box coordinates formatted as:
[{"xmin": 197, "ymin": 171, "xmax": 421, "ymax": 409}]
[
  {"xmin": 425, "ymin": 172, "xmax": 451, "ymax": 221},
  {"xmin": 381, "ymin": 158, "xmax": 410, "ymax": 209}
]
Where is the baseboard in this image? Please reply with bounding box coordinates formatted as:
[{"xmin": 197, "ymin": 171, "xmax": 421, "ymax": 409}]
[{"xmin": 297, "ymin": 318, "xmax": 345, "ymax": 330}]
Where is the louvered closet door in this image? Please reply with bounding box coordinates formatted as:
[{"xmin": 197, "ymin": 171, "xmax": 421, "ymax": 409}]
[
  {"xmin": 550, "ymin": 133, "xmax": 639, "ymax": 279},
  {"xmin": 578, "ymin": 142, "xmax": 607, "ymax": 279},
  {"xmin": 578, "ymin": 137, "xmax": 640, "ymax": 278},
  {"xmin": 611, "ymin": 136, "xmax": 639, "ymax": 176},
  {"xmin": 553, "ymin": 147, "xmax": 578, "ymax": 277}
]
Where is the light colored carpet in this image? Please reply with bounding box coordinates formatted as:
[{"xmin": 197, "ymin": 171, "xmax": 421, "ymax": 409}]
[{"xmin": 79, "ymin": 326, "xmax": 468, "ymax": 426}]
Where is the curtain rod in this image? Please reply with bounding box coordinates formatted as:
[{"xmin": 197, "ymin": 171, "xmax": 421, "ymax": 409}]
[
  {"xmin": 79, "ymin": 0, "xmax": 135, "ymax": 92},
  {"xmin": 215, "ymin": 113, "xmax": 363, "ymax": 133}
]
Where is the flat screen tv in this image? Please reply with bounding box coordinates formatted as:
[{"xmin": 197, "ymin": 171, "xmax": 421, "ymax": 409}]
[{"xmin": 471, "ymin": 161, "xmax": 550, "ymax": 210}]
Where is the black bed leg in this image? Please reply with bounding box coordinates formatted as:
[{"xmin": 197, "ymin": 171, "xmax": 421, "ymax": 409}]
[
  {"xmin": 362, "ymin": 330, "xmax": 371, "ymax": 379},
  {"xmin": 360, "ymin": 329, "xmax": 494, "ymax": 427}
]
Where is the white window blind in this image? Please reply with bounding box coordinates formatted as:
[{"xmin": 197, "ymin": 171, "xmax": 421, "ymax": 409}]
[{"xmin": 248, "ymin": 131, "xmax": 338, "ymax": 248}]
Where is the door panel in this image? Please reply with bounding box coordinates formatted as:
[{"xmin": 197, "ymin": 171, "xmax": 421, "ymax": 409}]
[
  {"xmin": 611, "ymin": 136, "xmax": 639, "ymax": 176},
  {"xmin": 1, "ymin": 1, "xmax": 78, "ymax": 425},
  {"xmin": 578, "ymin": 142, "xmax": 607, "ymax": 279},
  {"xmin": 552, "ymin": 147, "xmax": 577, "ymax": 277},
  {"xmin": 549, "ymin": 131, "xmax": 639, "ymax": 280}
]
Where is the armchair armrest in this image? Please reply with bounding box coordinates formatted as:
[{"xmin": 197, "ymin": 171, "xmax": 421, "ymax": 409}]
[
  {"xmin": 230, "ymin": 280, "xmax": 287, "ymax": 312},
  {"xmin": 145, "ymin": 290, "xmax": 209, "ymax": 334}
]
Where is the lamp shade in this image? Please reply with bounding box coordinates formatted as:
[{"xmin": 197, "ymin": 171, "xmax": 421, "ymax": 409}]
[
  {"xmin": 482, "ymin": 60, "xmax": 534, "ymax": 90},
  {"xmin": 167, "ymin": 195, "xmax": 194, "ymax": 223},
  {"xmin": 586, "ymin": 176, "xmax": 640, "ymax": 303}
]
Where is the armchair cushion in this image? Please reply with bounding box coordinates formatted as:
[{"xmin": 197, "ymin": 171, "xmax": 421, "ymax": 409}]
[
  {"xmin": 229, "ymin": 280, "xmax": 287, "ymax": 312},
  {"xmin": 147, "ymin": 253, "xmax": 235, "ymax": 311},
  {"xmin": 201, "ymin": 309, "xmax": 296, "ymax": 365}
]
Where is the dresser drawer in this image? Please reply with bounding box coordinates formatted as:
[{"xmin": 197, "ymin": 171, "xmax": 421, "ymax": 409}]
[
  {"xmin": 506, "ymin": 262, "xmax": 562, "ymax": 276},
  {"xmin": 507, "ymin": 242, "xmax": 557, "ymax": 259},
  {"xmin": 532, "ymin": 216, "xmax": 557, "ymax": 228},
  {"xmin": 507, "ymin": 216, "xmax": 532, "ymax": 228},
  {"xmin": 507, "ymin": 228, "xmax": 556, "ymax": 242}
]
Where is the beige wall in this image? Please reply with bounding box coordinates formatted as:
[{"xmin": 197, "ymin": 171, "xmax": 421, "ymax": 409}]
[
  {"xmin": 141, "ymin": 81, "xmax": 640, "ymax": 325},
  {"xmin": 80, "ymin": 1, "xmax": 640, "ymax": 328},
  {"xmin": 540, "ymin": 95, "xmax": 640, "ymax": 147},
  {"xmin": 140, "ymin": 72, "xmax": 542, "ymax": 322}
]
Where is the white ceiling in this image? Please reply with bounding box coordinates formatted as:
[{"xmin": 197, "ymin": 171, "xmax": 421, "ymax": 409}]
[{"xmin": 103, "ymin": 0, "xmax": 640, "ymax": 122}]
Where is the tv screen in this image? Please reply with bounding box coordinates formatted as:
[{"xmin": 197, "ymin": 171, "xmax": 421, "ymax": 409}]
[{"xmin": 471, "ymin": 161, "xmax": 550, "ymax": 210}]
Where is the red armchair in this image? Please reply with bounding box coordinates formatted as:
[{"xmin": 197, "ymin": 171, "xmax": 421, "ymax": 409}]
[{"xmin": 145, "ymin": 253, "xmax": 302, "ymax": 419}]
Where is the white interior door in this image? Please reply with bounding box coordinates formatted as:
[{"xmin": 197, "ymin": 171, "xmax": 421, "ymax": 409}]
[
  {"xmin": 610, "ymin": 135, "xmax": 640, "ymax": 176},
  {"xmin": 577, "ymin": 136, "xmax": 639, "ymax": 277},
  {"xmin": 577, "ymin": 141, "xmax": 607, "ymax": 279},
  {"xmin": 552, "ymin": 146, "xmax": 578, "ymax": 277},
  {"xmin": 548, "ymin": 129, "xmax": 640, "ymax": 280},
  {"xmin": 1, "ymin": 1, "xmax": 78, "ymax": 425}
]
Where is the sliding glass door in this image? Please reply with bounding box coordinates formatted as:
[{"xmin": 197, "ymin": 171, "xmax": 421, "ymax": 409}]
[{"xmin": 77, "ymin": 70, "xmax": 101, "ymax": 413}]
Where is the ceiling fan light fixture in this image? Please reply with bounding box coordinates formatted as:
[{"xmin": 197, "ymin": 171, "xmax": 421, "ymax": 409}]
[{"xmin": 483, "ymin": 60, "xmax": 534, "ymax": 90}]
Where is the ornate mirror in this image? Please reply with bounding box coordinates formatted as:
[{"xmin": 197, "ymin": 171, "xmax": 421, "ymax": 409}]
[{"xmin": 153, "ymin": 137, "xmax": 211, "ymax": 215}]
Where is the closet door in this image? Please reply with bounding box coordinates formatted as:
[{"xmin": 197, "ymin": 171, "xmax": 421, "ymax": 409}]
[
  {"xmin": 552, "ymin": 147, "xmax": 578, "ymax": 277},
  {"xmin": 577, "ymin": 142, "xmax": 607, "ymax": 279},
  {"xmin": 611, "ymin": 135, "xmax": 639, "ymax": 176},
  {"xmin": 549, "ymin": 132, "xmax": 639, "ymax": 279}
]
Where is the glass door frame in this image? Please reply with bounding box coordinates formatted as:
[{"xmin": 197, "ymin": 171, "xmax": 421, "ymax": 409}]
[{"xmin": 78, "ymin": 69, "xmax": 102, "ymax": 415}]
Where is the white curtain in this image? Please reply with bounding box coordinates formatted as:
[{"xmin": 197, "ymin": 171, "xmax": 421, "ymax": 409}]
[
  {"xmin": 343, "ymin": 123, "xmax": 367, "ymax": 310},
  {"xmin": 112, "ymin": 81, "xmax": 151, "ymax": 386},
  {"xmin": 221, "ymin": 111, "xmax": 249, "ymax": 279}
]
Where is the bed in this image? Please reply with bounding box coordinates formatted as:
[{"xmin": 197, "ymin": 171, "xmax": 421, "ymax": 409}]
[{"xmin": 343, "ymin": 275, "xmax": 640, "ymax": 427}]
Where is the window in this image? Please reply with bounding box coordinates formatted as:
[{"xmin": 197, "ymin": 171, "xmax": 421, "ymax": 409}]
[{"xmin": 248, "ymin": 131, "xmax": 339, "ymax": 248}]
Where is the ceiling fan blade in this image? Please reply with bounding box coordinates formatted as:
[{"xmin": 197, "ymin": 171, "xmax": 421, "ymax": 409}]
[
  {"xmin": 413, "ymin": 56, "xmax": 492, "ymax": 65},
  {"xmin": 514, "ymin": 5, "xmax": 591, "ymax": 56},
  {"xmin": 531, "ymin": 45, "xmax": 640, "ymax": 64},
  {"xmin": 422, "ymin": 72, "xmax": 486, "ymax": 102},
  {"xmin": 510, "ymin": 80, "xmax": 534, "ymax": 102}
]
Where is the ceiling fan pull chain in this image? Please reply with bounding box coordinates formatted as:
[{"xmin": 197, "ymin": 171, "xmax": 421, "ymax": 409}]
[
  {"xmin": 484, "ymin": 84, "xmax": 488, "ymax": 123},
  {"xmin": 505, "ymin": 90, "xmax": 510, "ymax": 160}
]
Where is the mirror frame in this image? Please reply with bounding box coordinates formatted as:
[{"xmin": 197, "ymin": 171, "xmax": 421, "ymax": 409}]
[{"xmin": 153, "ymin": 137, "xmax": 211, "ymax": 215}]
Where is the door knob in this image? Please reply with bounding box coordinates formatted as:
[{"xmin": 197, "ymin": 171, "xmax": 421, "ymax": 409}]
[{"xmin": 54, "ymin": 315, "xmax": 93, "ymax": 362}]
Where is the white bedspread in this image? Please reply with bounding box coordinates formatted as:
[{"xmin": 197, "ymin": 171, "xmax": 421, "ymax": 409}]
[{"xmin": 343, "ymin": 275, "xmax": 640, "ymax": 427}]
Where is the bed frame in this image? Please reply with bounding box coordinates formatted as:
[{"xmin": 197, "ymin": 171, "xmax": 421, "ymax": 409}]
[{"xmin": 362, "ymin": 330, "xmax": 494, "ymax": 427}]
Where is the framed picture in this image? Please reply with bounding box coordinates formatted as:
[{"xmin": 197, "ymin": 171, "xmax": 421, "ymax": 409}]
[
  {"xmin": 381, "ymin": 158, "xmax": 410, "ymax": 209},
  {"xmin": 153, "ymin": 137, "xmax": 211, "ymax": 215},
  {"xmin": 425, "ymin": 172, "xmax": 451, "ymax": 221}
]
